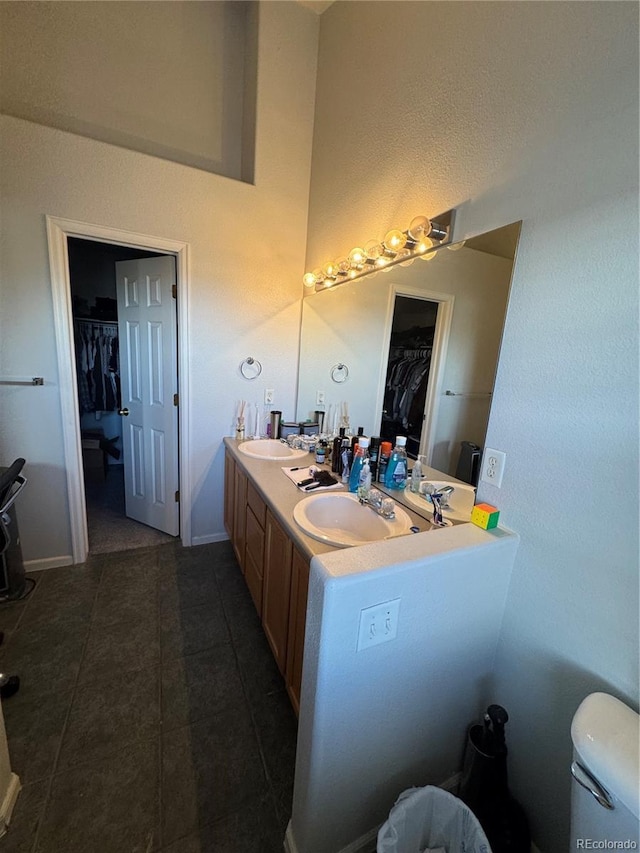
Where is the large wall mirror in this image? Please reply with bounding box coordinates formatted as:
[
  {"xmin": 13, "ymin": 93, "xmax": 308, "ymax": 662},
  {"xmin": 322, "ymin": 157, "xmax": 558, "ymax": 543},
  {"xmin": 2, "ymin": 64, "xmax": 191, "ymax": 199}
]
[{"xmin": 296, "ymin": 221, "xmax": 521, "ymax": 478}]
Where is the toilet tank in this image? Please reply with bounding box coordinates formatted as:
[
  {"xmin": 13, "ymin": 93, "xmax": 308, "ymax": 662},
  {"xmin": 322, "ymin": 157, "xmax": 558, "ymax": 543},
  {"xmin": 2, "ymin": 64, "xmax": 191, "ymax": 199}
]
[{"xmin": 570, "ymin": 692, "xmax": 639, "ymax": 848}]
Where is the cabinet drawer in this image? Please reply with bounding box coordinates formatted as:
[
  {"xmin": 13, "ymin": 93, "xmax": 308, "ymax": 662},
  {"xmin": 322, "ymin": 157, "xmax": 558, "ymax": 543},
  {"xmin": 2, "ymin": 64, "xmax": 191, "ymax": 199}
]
[{"xmin": 247, "ymin": 482, "xmax": 266, "ymax": 528}]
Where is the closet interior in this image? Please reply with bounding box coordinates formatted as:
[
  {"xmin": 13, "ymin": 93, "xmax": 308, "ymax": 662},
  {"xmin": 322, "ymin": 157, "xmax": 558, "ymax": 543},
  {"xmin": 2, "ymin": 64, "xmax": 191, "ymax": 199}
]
[{"xmin": 380, "ymin": 295, "xmax": 439, "ymax": 458}]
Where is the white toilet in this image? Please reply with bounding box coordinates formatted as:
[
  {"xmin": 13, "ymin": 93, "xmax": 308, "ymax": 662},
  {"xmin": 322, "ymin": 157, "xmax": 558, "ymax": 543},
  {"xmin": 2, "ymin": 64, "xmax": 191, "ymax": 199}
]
[{"xmin": 570, "ymin": 692, "xmax": 639, "ymax": 847}]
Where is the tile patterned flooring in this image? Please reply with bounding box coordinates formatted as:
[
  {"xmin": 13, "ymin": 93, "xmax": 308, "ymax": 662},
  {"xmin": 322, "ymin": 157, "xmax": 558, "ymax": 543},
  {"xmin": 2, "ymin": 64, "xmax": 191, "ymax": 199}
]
[{"xmin": 0, "ymin": 541, "xmax": 297, "ymax": 852}]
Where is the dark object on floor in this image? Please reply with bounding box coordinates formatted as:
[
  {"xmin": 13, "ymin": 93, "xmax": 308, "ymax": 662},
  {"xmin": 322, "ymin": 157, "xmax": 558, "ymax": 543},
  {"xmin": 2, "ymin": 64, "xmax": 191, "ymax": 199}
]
[
  {"xmin": 0, "ymin": 458, "xmax": 33, "ymax": 601},
  {"xmin": 458, "ymin": 703, "xmax": 531, "ymax": 853},
  {"xmin": 0, "ymin": 673, "xmax": 20, "ymax": 700}
]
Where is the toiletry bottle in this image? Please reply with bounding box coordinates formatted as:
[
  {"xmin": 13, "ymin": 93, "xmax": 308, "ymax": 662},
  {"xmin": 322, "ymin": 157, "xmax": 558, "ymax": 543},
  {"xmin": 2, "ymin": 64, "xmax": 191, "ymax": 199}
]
[
  {"xmin": 331, "ymin": 428, "xmax": 346, "ymax": 473},
  {"xmin": 384, "ymin": 436, "xmax": 408, "ymax": 490},
  {"xmin": 377, "ymin": 441, "xmax": 392, "ymax": 483},
  {"xmin": 351, "ymin": 426, "xmax": 365, "ymax": 455},
  {"xmin": 356, "ymin": 458, "xmax": 372, "ymax": 501},
  {"xmin": 410, "ymin": 454, "xmax": 423, "ymax": 493},
  {"xmin": 341, "ymin": 441, "xmax": 352, "ymax": 485},
  {"xmin": 368, "ymin": 437, "xmax": 380, "ymax": 482},
  {"xmin": 349, "ymin": 437, "xmax": 369, "ymax": 493},
  {"xmin": 315, "ymin": 441, "xmax": 326, "ymax": 465}
]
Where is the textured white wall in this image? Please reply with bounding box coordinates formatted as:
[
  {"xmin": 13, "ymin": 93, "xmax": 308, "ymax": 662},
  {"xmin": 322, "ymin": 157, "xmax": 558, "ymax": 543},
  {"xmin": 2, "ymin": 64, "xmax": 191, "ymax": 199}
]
[
  {"xmin": 0, "ymin": 2, "xmax": 319, "ymax": 564},
  {"xmin": 302, "ymin": 2, "xmax": 639, "ymax": 850},
  {"xmin": 0, "ymin": 1, "xmax": 249, "ymax": 178}
]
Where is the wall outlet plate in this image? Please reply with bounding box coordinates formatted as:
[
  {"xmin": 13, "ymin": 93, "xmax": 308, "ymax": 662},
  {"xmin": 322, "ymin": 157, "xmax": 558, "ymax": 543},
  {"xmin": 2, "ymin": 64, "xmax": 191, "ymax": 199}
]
[
  {"xmin": 357, "ymin": 598, "xmax": 401, "ymax": 651},
  {"xmin": 264, "ymin": 389, "xmax": 274, "ymax": 405},
  {"xmin": 316, "ymin": 390, "xmax": 325, "ymax": 406},
  {"xmin": 480, "ymin": 448, "xmax": 506, "ymax": 488}
]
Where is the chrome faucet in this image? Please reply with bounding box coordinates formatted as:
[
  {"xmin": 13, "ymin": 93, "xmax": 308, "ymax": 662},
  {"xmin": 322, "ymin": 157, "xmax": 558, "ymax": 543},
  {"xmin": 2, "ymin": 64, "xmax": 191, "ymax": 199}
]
[{"xmin": 359, "ymin": 488, "xmax": 396, "ymax": 520}]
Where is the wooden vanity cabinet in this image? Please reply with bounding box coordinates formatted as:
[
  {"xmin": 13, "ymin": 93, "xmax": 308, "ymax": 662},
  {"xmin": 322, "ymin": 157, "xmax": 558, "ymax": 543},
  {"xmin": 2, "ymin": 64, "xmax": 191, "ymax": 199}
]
[
  {"xmin": 244, "ymin": 483, "xmax": 266, "ymax": 615},
  {"xmin": 232, "ymin": 464, "xmax": 248, "ymax": 571},
  {"xmin": 223, "ymin": 452, "xmax": 235, "ymax": 538},
  {"xmin": 285, "ymin": 547, "xmax": 310, "ymax": 715},
  {"xmin": 263, "ymin": 510, "xmax": 293, "ymax": 674},
  {"xmin": 223, "ymin": 447, "xmax": 311, "ymax": 715}
]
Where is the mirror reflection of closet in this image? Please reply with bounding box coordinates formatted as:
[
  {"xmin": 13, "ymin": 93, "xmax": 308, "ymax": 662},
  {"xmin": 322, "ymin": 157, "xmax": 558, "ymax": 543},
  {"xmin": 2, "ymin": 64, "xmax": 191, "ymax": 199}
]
[{"xmin": 381, "ymin": 296, "xmax": 438, "ymax": 457}]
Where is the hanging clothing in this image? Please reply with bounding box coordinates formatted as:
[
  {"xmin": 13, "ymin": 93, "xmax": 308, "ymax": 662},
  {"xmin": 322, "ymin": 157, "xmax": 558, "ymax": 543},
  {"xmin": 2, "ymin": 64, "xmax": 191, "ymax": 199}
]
[{"xmin": 74, "ymin": 320, "xmax": 121, "ymax": 414}]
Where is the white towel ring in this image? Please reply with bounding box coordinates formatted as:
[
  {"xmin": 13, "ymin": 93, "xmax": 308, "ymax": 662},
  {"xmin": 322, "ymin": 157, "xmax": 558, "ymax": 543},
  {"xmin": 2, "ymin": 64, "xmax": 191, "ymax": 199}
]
[
  {"xmin": 330, "ymin": 363, "xmax": 349, "ymax": 384},
  {"xmin": 240, "ymin": 357, "xmax": 262, "ymax": 380}
]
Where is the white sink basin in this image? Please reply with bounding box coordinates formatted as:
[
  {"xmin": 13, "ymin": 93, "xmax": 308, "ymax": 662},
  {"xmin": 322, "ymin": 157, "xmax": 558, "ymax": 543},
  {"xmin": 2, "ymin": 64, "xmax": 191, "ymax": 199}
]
[
  {"xmin": 402, "ymin": 480, "xmax": 475, "ymax": 523},
  {"xmin": 237, "ymin": 439, "xmax": 309, "ymax": 461},
  {"xmin": 293, "ymin": 493, "xmax": 414, "ymax": 548}
]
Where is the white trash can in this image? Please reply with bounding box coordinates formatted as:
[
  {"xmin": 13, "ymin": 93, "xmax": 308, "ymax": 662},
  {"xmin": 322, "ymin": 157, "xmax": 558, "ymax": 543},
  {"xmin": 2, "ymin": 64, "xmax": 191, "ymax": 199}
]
[{"xmin": 377, "ymin": 786, "xmax": 492, "ymax": 853}]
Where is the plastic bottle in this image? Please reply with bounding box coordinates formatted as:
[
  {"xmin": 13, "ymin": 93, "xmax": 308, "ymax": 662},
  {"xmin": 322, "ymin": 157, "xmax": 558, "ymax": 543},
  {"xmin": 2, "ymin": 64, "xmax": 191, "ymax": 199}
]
[
  {"xmin": 410, "ymin": 454, "xmax": 423, "ymax": 493},
  {"xmin": 384, "ymin": 436, "xmax": 408, "ymax": 490},
  {"xmin": 368, "ymin": 437, "xmax": 380, "ymax": 482},
  {"xmin": 331, "ymin": 428, "xmax": 346, "ymax": 473},
  {"xmin": 315, "ymin": 440, "xmax": 326, "ymax": 465},
  {"xmin": 377, "ymin": 441, "xmax": 392, "ymax": 483},
  {"xmin": 341, "ymin": 441, "xmax": 352, "ymax": 485},
  {"xmin": 349, "ymin": 437, "xmax": 370, "ymax": 493},
  {"xmin": 351, "ymin": 426, "xmax": 365, "ymax": 455},
  {"xmin": 356, "ymin": 459, "xmax": 372, "ymax": 501}
]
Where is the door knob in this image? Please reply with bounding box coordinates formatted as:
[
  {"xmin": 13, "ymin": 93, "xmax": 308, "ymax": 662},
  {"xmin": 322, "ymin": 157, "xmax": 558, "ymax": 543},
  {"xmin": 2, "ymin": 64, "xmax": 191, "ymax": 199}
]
[{"xmin": 118, "ymin": 408, "xmax": 129, "ymax": 417}]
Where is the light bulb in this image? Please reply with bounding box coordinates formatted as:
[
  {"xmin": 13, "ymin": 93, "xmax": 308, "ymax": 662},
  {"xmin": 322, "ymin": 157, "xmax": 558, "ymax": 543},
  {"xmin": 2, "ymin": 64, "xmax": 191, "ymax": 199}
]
[
  {"xmin": 303, "ymin": 272, "xmax": 316, "ymax": 288},
  {"xmin": 415, "ymin": 236, "xmax": 434, "ymax": 254},
  {"xmin": 364, "ymin": 240, "xmax": 382, "ymax": 261},
  {"xmin": 349, "ymin": 247, "xmax": 365, "ymax": 267},
  {"xmin": 375, "ymin": 255, "xmax": 388, "ymax": 268},
  {"xmin": 383, "ymin": 229, "xmax": 407, "ymax": 252},
  {"xmin": 348, "ymin": 269, "xmax": 358, "ymax": 279},
  {"xmin": 323, "ymin": 260, "xmax": 337, "ymax": 278},
  {"xmin": 420, "ymin": 250, "xmax": 437, "ymax": 261},
  {"xmin": 408, "ymin": 215, "xmax": 432, "ymax": 242}
]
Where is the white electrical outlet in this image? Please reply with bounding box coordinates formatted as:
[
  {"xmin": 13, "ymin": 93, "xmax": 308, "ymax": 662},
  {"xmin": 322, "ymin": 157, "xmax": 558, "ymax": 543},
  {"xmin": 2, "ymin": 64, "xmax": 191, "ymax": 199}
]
[
  {"xmin": 264, "ymin": 389, "xmax": 274, "ymax": 405},
  {"xmin": 480, "ymin": 448, "xmax": 506, "ymax": 488},
  {"xmin": 316, "ymin": 390, "xmax": 325, "ymax": 406},
  {"xmin": 357, "ymin": 598, "xmax": 401, "ymax": 651}
]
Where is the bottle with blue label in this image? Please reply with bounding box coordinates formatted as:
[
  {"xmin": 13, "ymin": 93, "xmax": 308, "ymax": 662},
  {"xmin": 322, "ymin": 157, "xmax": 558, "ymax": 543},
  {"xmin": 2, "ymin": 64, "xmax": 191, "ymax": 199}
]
[
  {"xmin": 348, "ymin": 437, "xmax": 370, "ymax": 493},
  {"xmin": 384, "ymin": 436, "xmax": 408, "ymax": 490}
]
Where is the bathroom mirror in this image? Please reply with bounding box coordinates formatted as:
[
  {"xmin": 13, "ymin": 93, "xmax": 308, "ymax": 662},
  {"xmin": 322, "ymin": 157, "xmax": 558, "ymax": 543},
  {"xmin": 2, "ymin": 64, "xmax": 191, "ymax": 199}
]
[{"xmin": 296, "ymin": 221, "xmax": 521, "ymax": 478}]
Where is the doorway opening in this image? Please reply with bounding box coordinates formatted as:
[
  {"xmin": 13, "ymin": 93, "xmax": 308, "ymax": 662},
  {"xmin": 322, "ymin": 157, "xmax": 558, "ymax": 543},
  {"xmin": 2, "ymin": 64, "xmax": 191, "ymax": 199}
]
[
  {"xmin": 68, "ymin": 238, "xmax": 177, "ymax": 554},
  {"xmin": 46, "ymin": 216, "xmax": 191, "ymax": 565},
  {"xmin": 380, "ymin": 296, "xmax": 439, "ymax": 458}
]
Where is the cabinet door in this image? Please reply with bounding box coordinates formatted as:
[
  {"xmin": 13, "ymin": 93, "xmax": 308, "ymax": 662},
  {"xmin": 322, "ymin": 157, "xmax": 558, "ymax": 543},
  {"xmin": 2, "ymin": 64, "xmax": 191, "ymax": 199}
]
[
  {"xmin": 285, "ymin": 547, "xmax": 310, "ymax": 716},
  {"xmin": 223, "ymin": 451, "xmax": 235, "ymax": 538},
  {"xmin": 232, "ymin": 465, "xmax": 248, "ymax": 571},
  {"xmin": 245, "ymin": 505, "xmax": 265, "ymax": 616},
  {"xmin": 263, "ymin": 509, "xmax": 293, "ymax": 675}
]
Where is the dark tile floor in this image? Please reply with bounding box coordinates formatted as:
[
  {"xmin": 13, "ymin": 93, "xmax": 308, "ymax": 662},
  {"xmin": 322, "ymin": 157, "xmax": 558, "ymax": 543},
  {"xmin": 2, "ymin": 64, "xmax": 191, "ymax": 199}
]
[{"xmin": 0, "ymin": 540, "xmax": 298, "ymax": 853}]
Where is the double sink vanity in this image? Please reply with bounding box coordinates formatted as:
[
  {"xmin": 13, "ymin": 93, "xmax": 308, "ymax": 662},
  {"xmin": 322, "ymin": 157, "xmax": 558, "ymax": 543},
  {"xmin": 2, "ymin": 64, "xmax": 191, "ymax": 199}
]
[{"xmin": 223, "ymin": 436, "xmax": 470, "ymax": 714}]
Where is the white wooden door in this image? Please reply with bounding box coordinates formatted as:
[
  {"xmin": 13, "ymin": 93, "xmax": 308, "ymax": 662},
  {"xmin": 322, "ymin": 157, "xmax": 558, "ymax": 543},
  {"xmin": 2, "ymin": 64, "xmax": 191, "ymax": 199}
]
[{"xmin": 116, "ymin": 256, "xmax": 179, "ymax": 536}]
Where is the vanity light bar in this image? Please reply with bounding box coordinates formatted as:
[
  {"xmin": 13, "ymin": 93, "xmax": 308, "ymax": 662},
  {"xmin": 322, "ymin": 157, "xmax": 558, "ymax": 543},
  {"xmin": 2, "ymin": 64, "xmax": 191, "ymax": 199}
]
[{"xmin": 303, "ymin": 209, "xmax": 456, "ymax": 292}]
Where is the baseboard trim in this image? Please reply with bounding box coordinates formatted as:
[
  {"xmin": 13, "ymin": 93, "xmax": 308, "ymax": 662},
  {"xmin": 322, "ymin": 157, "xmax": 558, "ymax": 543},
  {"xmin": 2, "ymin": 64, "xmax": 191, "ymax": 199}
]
[
  {"xmin": 283, "ymin": 773, "xmax": 463, "ymax": 853},
  {"xmin": 190, "ymin": 533, "xmax": 230, "ymax": 546},
  {"xmin": 0, "ymin": 773, "xmax": 21, "ymax": 838},
  {"xmin": 284, "ymin": 820, "xmax": 378, "ymax": 853},
  {"xmin": 23, "ymin": 555, "xmax": 73, "ymax": 572}
]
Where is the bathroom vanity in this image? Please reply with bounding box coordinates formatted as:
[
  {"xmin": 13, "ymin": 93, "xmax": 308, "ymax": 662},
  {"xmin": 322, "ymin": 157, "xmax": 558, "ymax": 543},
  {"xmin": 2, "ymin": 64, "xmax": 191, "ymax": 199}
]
[
  {"xmin": 223, "ymin": 437, "xmax": 433, "ymax": 713},
  {"xmin": 225, "ymin": 437, "xmax": 521, "ymax": 853}
]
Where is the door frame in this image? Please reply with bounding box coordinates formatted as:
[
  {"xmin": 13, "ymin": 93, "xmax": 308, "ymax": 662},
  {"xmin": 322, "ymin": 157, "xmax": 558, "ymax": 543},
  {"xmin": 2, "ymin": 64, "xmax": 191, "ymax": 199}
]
[
  {"xmin": 375, "ymin": 283, "xmax": 455, "ymax": 463},
  {"xmin": 46, "ymin": 215, "xmax": 191, "ymax": 563}
]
